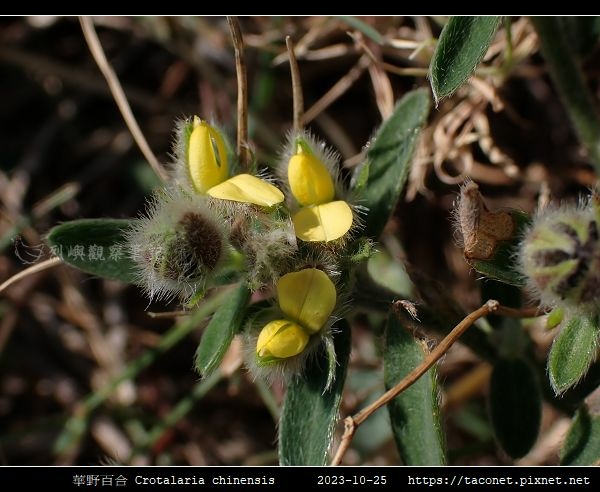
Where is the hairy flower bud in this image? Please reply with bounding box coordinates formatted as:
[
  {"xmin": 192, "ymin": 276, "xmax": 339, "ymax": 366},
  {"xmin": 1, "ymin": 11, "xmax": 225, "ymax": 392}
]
[
  {"xmin": 520, "ymin": 201, "xmax": 600, "ymax": 311},
  {"xmin": 127, "ymin": 192, "xmax": 227, "ymax": 301}
]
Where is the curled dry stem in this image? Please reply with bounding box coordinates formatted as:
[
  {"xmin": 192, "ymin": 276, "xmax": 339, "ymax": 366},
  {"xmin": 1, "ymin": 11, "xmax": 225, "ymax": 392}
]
[{"xmin": 331, "ymin": 299, "xmax": 501, "ymax": 466}]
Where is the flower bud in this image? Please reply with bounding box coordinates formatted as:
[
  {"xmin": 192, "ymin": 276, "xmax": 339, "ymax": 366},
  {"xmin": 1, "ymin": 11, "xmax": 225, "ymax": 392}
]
[
  {"xmin": 256, "ymin": 319, "xmax": 309, "ymax": 360},
  {"xmin": 128, "ymin": 192, "xmax": 227, "ymax": 301},
  {"xmin": 520, "ymin": 204, "xmax": 600, "ymax": 310}
]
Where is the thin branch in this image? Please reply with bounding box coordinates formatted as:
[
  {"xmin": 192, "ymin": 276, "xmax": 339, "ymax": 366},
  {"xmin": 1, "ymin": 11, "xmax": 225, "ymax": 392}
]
[
  {"xmin": 0, "ymin": 257, "xmax": 62, "ymax": 294},
  {"xmin": 147, "ymin": 310, "xmax": 188, "ymax": 319},
  {"xmin": 302, "ymin": 55, "xmax": 370, "ymax": 126},
  {"xmin": 227, "ymin": 16, "xmax": 250, "ymax": 168},
  {"xmin": 495, "ymin": 305, "xmax": 545, "ymax": 318},
  {"xmin": 78, "ymin": 16, "xmax": 168, "ymax": 182},
  {"xmin": 351, "ymin": 32, "xmax": 429, "ymax": 78},
  {"xmin": 286, "ymin": 36, "xmax": 304, "ymax": 133},
  {"xmin": 331, "ymin": 299, "xmax": 501, "ymax": 466},
  {"xmin": 532, "ymin": 17, "xmax": 600, "ymax": 170}
]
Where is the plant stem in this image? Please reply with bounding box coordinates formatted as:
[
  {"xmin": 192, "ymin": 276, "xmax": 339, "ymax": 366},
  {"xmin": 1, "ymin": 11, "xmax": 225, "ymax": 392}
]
[
  {"xmin": 79, "ymin": 17, "xmax": 168, "ymax": 182},
  {"xmin": 227, "ymin": 17, "xmax": 250, "ymax": 168},
  {"xmin": 331, "ymin": 300, "xmax": 500, "ymax": 466},
  {"xmin": 531, "ymin": 17, "xmax": 600, "ymax": 170},
  {"xmin": 286, "ymin": 36, "xmax": 304, "ymax": 133}
]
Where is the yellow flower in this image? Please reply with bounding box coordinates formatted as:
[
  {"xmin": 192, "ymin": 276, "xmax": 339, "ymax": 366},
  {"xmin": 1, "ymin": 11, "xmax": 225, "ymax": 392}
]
[
  {"xmin": 287, "ymin": 140, "xmax": 353, "ymax": 242},
  {"xmin": 187, "ymin": 118, "xmax": 284, "ymax": 207},
  {"xmin": 256, "ymin": 319, "xmax": 308, "ymax": 359},
  {"xmin": 276, "ymin": 268, "xmax": 336, "ymax": 333},
  {"xmin": 256, "ymin": 268, "xmax": 336, "ymax": 362},
  {"xmin": 188, "ymin": 117, "xmax": 229, "ymax": 194},
  {"xmin": 288, "ymin": 144, "xmax": 335, "ymax": 205}
]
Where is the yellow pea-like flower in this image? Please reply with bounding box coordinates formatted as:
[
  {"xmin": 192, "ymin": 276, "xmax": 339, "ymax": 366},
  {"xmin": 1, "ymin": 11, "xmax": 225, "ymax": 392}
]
[
  {"xmin": 256, "ymin": 319, "xmax": 309, "ymax": 359},
  {"xmin": 277, "ymin": 268, "xmax": 336, "ymax": 334},
  {"xmin": 255, "ymin": 268, "xmax": 337, "ymax": 361},
  {"xmin": 187, "ymin": 118, "xmax": 229, "ymax": 194},
  {"xmin": 288, "ymin": 144, "xmax": 335, "ymax": 206},
  {"xmin": 208, "ymin": 174, "xmax": 284, "ymax": 207},
  {"xmin": 292, "ymin": 201, "xmax": 354, "ymax": 243},
  {"xmin": 286, "ymin": 137, "xmax": 353, "ymax": 242},
  {"xmin": 186, "ymin": 117, "xmax": 284, "ymax": 207}
]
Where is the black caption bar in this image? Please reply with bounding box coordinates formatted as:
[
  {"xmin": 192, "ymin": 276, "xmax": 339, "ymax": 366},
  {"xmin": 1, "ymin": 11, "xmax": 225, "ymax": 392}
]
[{"xmin": 2, "ymin": 466, "xmax": 598, "ymax": 491}]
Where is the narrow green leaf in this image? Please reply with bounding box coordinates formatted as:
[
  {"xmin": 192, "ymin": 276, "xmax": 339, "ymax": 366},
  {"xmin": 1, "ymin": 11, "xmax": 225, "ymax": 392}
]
[
  {"xmin": 279, "ymin": 325, "xmax": 351, "ymax": 465},
  {"xmin": 384, "ymin": 311, "xmax": 446, "ymax": 465},
  {"xmin": 337, "ymin": 16, "xmax": 384, "ymax": 45},
  {"xmin": 548, "ymin": 314, "xmax": 599, "ymax": 395},
  {"xmin": 46, "ymin": 219, "xmax": 137, "ymax": 283},
  {"xmin": 363, "ymin": 89, "xmax": 430, "ymax": 238},
  {"xmin": 489, "ymin": 357, "xmax": 541, "ymax": 459},
  {"xmin": 469, "ymin": 211, "xmax": 531, "ymax": 287},
  {"xmin": 429, "ymin": 16, "xmax": 501, "ymax": 103},
  {"xmin": 532, "ymin": 17, "xmax": 600, "ymax": 169},
  {"xmin": 561, "ymin": 392, "xmax": 600, "ymax": 465},
  {"xmin": 194, "ymin": 284, "xmax": 251, "ymax": 376},
  {"xmin": 557, "ymin": 17, "xmax": 600, "ymax": 56},
  {"xmin": 351, "ymin": 161, "xmax": 370, "ymax": 194}
]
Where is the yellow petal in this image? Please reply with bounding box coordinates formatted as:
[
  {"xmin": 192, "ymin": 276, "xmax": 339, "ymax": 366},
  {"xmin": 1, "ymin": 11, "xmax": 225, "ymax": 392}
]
[
  {"xmin": 288, "ymin": 148, "xmax": 335, "ymax": 206},
  {"xmin": 256, "ymin": 319, "xmax": 309, "ymax": 359},
  {"xmin": 292, "ymin": 201, "xmax": 353, "ymax": 242},
  {"xmin": 187, "ymin": 120, "xmax": 229, "ymax": 194},
  {"xmin": 207, "ymin": 174, "xmax": 284, "ymax": 207},
  {"xmin": 277, "ymin": 268, "xmax": 336, "ymax": 334}
]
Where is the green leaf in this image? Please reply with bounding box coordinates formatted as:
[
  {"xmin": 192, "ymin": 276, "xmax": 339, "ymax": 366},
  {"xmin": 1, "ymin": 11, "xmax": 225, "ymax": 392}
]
[
  {"xmin": 532, "ymin": 17, "xmax": 600, "ymax": 169},
  {"xmin": 336, "ymin": 16, "xmax": 384, "ymax": 45},
  {"xmin": 546, "ymin": 307, "xmax": 565, "ymax": 330},
  {"xmin": 561, "ymin": 403, "xmax": 600, "ymax": 465},
  {"xmin": 489, "ymin": 357, "xmax": 541, "ymax": 459},
  {"xmin": 46, "ymin": 219, "xmax": 137, "ymax": 283},
  {"xmin": 351, "ymin": 161, "xmax": 370, "ymax": 194},
  {"xmin": 469, "ymin": 211, "xmax": 530, "ymax": 287},
  {"xmin": 557, "ymin": 17, "xmax": 600, "ymax": 56},
  {"xmin": 279, "ymin": 325, "xmax": 351, "ymax": 465},
  {"xmin": 194, "ymin": 284, "xmax": 251, "ymax": 376},
  {"xmin": 363, "ymin": 89, "xmax": 430, "ymax": 239},
  {"xmin": 548, "ymin": 314, "xmax": 599, "ymax": 395},
  {"xmin": 384, "ymin": 311, "xmax": 446, "ymax": 465},
  {"xmin": 429, "ymin": 16, "xmax": 501, "ymax": 103}
]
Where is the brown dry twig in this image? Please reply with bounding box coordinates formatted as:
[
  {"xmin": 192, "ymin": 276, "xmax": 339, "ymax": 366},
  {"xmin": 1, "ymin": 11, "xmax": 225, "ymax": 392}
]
[
  {"xmin": 302, "ymin": 55, "xmax": 371, "ymax": 126},
  {"xmin": 286, "ymin": 36, "xmax": 304, "ymax": 133},
  {"xmin": 79, "ymin": 16, "xmax": 168, "ymax": 182},
  {"xmin": 330, "ymin": 299, "xmax": 542, "ymax": 465},
  {"xmin": 227, "ymin": 17, "xmax": 251, "ymax": 168},
  {"xmin": 0, "ymin": 256, "xmax": 62, "ymax": 295}
]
